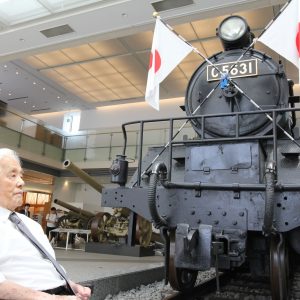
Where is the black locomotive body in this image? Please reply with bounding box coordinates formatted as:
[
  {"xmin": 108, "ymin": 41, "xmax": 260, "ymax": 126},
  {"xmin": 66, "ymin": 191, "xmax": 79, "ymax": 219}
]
[{"xmin": 102, "ymin": 16, "xmax": 300, "ymax": 299}]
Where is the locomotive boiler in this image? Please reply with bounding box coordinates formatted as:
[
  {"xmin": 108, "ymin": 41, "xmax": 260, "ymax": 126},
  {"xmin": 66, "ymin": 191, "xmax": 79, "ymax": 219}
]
[{"xmin": 102, "ymin": 15, "xmax": 300, "ymax": 299}]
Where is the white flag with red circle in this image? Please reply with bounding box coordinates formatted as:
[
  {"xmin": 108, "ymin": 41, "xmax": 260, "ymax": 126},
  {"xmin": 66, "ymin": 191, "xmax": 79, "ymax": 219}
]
[
  {"xmin": 145, "ymin": 18, "xmax": 193, "ymax": 110},
  {"xmin": 258, "ymin": 0, "xmax": 299, "ymax": 72}
]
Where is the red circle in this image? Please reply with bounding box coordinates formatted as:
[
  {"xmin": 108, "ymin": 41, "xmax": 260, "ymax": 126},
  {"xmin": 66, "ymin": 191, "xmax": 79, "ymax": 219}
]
[
  {"xmin": 296, "ymin": 23, "xmax": 300, "ymax": 57},
  {"xmin": 149, "ymin": 50, "xmax": 161, "ymax": 73}
]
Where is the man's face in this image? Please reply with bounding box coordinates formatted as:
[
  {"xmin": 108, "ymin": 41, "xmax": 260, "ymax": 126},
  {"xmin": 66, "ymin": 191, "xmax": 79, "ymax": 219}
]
[{"xmin": 0, "ymin": 156, "xmax": 24, "ymax": 210}]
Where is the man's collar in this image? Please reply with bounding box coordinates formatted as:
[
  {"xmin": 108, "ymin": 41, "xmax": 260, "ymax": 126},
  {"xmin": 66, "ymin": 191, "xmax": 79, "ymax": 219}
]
[{"xmin": 0, "ymin": 206, "xmax": 12, "ymax": 220}]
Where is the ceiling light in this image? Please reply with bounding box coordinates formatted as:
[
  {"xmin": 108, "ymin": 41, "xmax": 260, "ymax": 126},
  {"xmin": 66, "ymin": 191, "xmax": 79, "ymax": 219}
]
[
  {"xmin": 8, "ymin": 93, "xmax": 11, "ymax": 96},
  {"xmin": 3, "ymin": 65, "xmax": 7, "ymax": 68},
  {"xmin": 15, "ymin": 71, "xmax": 19, "ymax": 75},
  {"xmin": 24, "ymin": 101, "xmax": 27, "ymax": 104},
  {"xmin": 42, "ymin": 87, "xmax": 46, "ymax": 91},
  {"xmin": 32, "ymin": 105, "xmax": 35, "ymax": 108},
  {"xmin": 33, "ymin": 81, "xmax": 36, "ymax": 85},
  {"xmin": 57, "ymin": 96, "xmax": 61, "ymax": 99},
  {"xmin": 0, "ymin": 0, "xmax": 49, "ymax": 25}
]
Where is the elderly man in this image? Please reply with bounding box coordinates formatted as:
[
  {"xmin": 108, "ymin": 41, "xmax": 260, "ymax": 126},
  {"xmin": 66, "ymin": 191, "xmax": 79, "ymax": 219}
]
[{"xmin": 0, "ymin": 148, "xmax": 91, "ymax": 300}]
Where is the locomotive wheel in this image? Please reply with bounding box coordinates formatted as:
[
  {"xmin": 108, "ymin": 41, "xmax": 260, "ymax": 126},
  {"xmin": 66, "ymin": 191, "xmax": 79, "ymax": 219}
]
[
  {"xmin": 168, "ymin": 230, "xmax": 198, "ymax": 291},
  {"xmin": 90, "ymin": 212, "xmax": 111, "ymax": 242},
  {"xmin": 270, "ymin": 233, "xmax": 289, "ymax": 300},
  {"xmin": 136, "ymin": 216, "xmax": 152, "ymax": 247}
]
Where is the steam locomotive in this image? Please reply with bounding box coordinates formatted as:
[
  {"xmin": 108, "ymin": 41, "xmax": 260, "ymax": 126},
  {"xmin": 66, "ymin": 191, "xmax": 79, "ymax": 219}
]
[{"xmin": 102, "ymin": 15, "xmax": 300, "ymax": 299}]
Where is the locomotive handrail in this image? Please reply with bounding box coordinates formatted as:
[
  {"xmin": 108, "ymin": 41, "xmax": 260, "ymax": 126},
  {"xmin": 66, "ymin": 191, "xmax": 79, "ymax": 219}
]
[
  {"xmin": 169, "ymin": 134, "xmax": 273, "ymax": 144},
  {"xmin": 121, "ymin": 106, "xmax": 300, "ymax": 187},
  {"xmin": 160, "ymin": 181, "xmax": 300, "ymax": 192}
]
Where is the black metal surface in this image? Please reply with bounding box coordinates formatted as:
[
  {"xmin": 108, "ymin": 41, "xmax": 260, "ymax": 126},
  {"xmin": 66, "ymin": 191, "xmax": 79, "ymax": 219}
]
[
  {"xmin": 127, "ymin": 211, "xmax": 137, "ymax": 247},
  {"xmin": 175, "ymin": 224, "xmax": 212, "ymax": 271},
  {"xmin": 270, "ymin": 234, "xmax": 289, "ymax": 300},
  {"xmin": 85, "ymin": 242, "xmax": 155, "ymax": 257},
  {"xmin": 185, "ymin": 49, "xmax": 289, "ymax": 138},
  {"xmin": 168, "ymin": 230, "xmax": 198, "ymax": 291}
]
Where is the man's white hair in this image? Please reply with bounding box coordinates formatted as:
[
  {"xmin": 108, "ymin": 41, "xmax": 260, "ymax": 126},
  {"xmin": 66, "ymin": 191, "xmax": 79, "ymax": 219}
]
[{"xmin": 0, "ymin": 148, "xmax": 21, "ymax": 165}]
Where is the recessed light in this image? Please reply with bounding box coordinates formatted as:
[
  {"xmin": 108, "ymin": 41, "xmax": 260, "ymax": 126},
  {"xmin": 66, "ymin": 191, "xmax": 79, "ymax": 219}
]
[
  {"xmin": 42, "ymin": 87, "xmax": 46, "ymax": 91},
  {"xmin": 8, "ymin": 93, "xmax": 11, "ymax": 96},
  {"xmin": 33, "ymin": 81, "xmax": 36, "ymax": 85},
  {"xmin": 57, "ymin": 96, "xmax": 60, "ymax": 99},
  {"xmin": 15, "ymin": 71, "xmax": 19, "ymax": 75},
  {"xmin": 24, "ymin": 101, "xmax": 27, "ymax": 104},
  {"xmin": 3, "ymin": 65, "xmax": 7, "ymax": 68},
  {"xmin": 65, "ymin": 100, "xmax": 68, "ymax": 103},
  {"xmin": 32, "ymin": 105, "xmax": 35, "ymax": 108}
]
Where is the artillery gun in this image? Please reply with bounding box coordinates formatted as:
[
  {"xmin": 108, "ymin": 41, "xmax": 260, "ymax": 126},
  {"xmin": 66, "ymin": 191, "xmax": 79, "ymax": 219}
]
[
  {"xmin": 54, "ymin": 198, "xmax": 95, "ymax": 230},
  {"xmin": 54, "ymin": 198, "xmax": 131, "ymax": 243},
  {"xmin": 62, "ymin": 160, "xmax": 154, "ymax": 247}
]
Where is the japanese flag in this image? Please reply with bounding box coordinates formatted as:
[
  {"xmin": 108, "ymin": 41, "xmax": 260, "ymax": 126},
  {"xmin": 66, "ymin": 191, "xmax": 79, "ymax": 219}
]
[
  {"xmin": 258, "ymin": 0, "xmax": 300, "ymax": 72},
  {"xmin": 145, "ymin": 18, "xmax": 193, "ymax": 110}
]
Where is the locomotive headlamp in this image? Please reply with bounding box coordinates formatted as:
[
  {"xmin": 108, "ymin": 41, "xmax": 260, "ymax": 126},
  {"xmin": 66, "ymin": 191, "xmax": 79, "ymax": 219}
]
[{"xmin": 217, "ymin": 16, "xmax": 253, "ymax": 50}]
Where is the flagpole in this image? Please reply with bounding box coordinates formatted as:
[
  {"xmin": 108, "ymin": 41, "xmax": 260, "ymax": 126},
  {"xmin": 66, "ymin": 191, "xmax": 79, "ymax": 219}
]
[{"xmin": 256, "ymin": 0, "xmax": 292, "ymax": 40}]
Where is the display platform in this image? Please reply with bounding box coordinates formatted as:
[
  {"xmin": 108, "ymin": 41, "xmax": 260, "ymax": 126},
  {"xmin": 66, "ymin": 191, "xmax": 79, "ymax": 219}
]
[{"xmin": 85, "ymin": 242, "xmax": 155, "ymax": 257}]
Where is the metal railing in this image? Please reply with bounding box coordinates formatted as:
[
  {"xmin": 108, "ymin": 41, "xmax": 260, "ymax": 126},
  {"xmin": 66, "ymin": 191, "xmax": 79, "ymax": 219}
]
[{"xmin": 120, "ymin": 107, "xmax": 300, "ymax": 187}]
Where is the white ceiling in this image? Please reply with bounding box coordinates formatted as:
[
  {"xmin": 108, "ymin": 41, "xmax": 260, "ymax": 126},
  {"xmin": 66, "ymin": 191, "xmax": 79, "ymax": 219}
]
[{"xmin": 0, "ymin": 0, "xmax": 295, "ymax": 116}]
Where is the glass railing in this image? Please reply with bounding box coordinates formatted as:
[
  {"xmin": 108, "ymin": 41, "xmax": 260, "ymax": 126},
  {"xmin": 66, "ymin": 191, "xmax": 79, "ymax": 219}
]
[
  {"xmin": 0, "ymin": 106, "xmax": 195, "ymax": 164},
  {"xmin": 0, "ymin": 107, "xmax": 65, "ymax": 161},
  {"xmin": 64, "ymin": 124, "xmax": 195, "ymax": 162}
]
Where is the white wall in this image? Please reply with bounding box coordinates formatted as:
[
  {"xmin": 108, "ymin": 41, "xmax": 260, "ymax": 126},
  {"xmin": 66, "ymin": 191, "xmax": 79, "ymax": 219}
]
[
  {"xmin": 24, "ymin": 182, "xmax": 53, "ymax": 194},
  {"xmin": 51, "ymin": 177, "xmax": 112, "ymax": 214},
  {"xmin": 33, "ymin": 111, "xmax": 65, "ymax": 129},
  {"xmin": 34, "ymin": 98, "xmax": 185, "ymax": 132},
  {"xmin": 74, "ymin": 183, "xmax": 102, "ymax": 213},
  {"xmin": 52, "ymin": 177, "xmax": 78, "ymax": 204}
]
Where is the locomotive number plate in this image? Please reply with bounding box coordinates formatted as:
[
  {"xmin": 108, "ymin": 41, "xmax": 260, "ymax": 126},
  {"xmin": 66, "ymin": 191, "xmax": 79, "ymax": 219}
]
[{"xmin": 206, "ymin": 59, "xmax": 258, "ymax": 81}]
